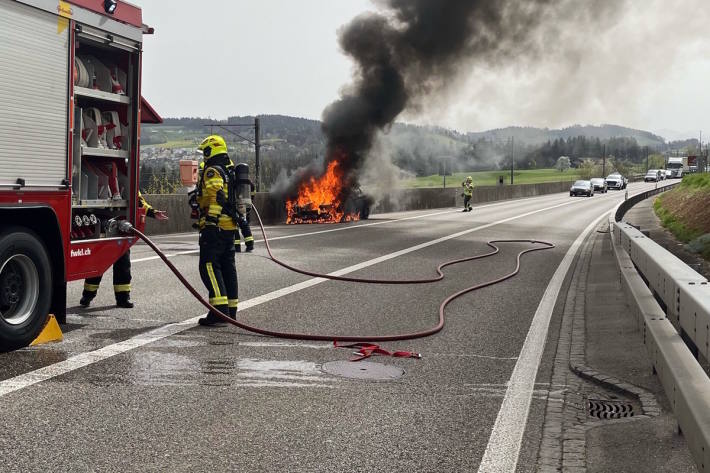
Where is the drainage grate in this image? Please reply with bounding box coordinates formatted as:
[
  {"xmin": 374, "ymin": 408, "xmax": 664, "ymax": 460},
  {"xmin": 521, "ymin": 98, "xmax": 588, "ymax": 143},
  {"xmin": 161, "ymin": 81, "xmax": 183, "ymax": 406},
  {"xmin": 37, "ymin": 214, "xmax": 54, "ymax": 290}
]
[{"xmin": 587, "ymin": 399, "xmax": 635, "ymax": 419}]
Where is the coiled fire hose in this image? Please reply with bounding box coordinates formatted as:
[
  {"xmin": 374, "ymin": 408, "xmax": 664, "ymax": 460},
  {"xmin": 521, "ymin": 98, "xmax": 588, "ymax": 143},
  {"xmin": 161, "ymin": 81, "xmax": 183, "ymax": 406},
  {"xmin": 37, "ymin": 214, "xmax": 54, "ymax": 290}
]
[{"xmin": 124, "ymin": 208, "xmax": 555, "ymax": 353}]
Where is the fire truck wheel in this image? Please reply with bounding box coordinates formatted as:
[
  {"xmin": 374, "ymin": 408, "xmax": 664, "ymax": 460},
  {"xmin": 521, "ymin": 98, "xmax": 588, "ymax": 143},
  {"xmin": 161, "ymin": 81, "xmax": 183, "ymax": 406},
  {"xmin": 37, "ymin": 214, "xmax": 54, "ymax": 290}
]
[{"xmin": 0, "ymin": 227, "xmax": 51, "ymax": 352}]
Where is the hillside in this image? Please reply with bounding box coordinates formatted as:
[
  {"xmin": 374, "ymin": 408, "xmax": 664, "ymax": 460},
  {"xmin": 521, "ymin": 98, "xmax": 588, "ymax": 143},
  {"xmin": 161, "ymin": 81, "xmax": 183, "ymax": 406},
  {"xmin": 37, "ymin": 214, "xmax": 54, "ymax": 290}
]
[
  {"xmin": 141, "ymin": 115, "xmax": 693, "ymax": 191},
  {"xmin": 467, "ymin": 124, "xmax": 666, "ymax": 148}
]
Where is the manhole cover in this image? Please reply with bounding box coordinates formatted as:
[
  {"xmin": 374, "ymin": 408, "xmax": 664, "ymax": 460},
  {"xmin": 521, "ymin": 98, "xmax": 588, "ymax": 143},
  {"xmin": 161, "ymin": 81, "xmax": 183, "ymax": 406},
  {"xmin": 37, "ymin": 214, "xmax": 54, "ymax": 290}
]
[
  {"xmin": 321, "ymin": 360, "xmax": 404, "ymax": 380},
  {"xmin": 587, "ymin": 398, "xmax": 635, "ymax": 419}
]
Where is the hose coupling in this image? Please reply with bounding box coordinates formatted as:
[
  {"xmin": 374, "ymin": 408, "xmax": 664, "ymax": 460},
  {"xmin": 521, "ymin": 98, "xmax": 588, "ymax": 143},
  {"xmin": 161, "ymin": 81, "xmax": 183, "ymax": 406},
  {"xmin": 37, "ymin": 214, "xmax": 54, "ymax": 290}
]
[{"xmin": 107, "ymin": 218, "xmax": 134, "ymax": 236}]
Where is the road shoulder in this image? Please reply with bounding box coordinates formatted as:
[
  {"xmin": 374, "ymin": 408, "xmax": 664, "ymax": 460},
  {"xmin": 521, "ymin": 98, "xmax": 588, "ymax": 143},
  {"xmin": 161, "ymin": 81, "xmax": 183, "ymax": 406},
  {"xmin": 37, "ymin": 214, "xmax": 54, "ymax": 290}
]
[{"xmin": 536, "ymin": 222, "xmax": 697, "ymax": 472}]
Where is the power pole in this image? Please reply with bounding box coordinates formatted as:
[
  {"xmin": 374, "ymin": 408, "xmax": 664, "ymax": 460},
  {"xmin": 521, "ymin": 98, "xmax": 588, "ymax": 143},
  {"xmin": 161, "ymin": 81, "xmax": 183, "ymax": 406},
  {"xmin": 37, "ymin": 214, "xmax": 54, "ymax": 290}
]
[
  {"xmin": 443, "ymin": 159, "xmax": 446, "ymax": 189},
  {"xmin": 254, "ymin": 117, "xmax": 261, "ymax": 192},
  {"xmin": 510, "ymin": 137, "xmax": 514, "ymax": 185},
  {"xmin": 645, "ymin": 146, "xmax": 649, "ymax": 172},
  {"xmin": 602, "ymin": 144, "xmax": 606, "ymax": 176}
]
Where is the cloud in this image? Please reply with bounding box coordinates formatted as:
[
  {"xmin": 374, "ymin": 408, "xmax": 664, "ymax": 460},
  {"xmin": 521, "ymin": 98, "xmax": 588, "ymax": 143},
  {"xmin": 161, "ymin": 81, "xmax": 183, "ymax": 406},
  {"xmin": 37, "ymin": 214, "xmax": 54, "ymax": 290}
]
[{"xmin": 417, "ymin": 0, "xmax": 710, "ymax": 133}]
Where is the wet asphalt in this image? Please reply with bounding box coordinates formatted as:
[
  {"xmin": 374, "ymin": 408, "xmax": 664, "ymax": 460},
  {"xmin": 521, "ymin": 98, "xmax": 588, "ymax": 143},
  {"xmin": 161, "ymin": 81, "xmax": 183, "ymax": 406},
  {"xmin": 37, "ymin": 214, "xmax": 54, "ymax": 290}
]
[{"xmin": 0, "ymin": 182, "xmax": 673, "ymax": 472}]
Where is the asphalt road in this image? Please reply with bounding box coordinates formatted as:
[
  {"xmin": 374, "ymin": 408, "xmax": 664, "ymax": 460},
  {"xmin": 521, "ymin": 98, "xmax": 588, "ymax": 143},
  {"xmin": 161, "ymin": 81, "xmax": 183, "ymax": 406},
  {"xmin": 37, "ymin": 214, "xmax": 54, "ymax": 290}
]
[{"xmin": 0, "ymin": 181, "xmax": 675, "ymax": 472}]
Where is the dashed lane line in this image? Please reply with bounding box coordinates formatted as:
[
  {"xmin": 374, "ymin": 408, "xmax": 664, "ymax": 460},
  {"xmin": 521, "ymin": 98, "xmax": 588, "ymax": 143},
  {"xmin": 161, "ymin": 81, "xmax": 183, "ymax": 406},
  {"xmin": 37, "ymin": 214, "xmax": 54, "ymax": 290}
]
[{"xmin": 129, "ymin": 194, "xmax": 578, "ymax": 263}]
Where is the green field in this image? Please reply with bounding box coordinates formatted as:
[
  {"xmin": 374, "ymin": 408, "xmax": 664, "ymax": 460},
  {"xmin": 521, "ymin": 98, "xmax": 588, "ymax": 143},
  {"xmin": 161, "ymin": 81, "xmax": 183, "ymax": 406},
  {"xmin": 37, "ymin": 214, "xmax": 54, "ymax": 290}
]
[
  {"xmin": 401, "ymin": 168, "xmax": 583, "ymax": 188},
  {"xmin": 144, "ymin": 139, "xmax": 197, "ymax": 149}
]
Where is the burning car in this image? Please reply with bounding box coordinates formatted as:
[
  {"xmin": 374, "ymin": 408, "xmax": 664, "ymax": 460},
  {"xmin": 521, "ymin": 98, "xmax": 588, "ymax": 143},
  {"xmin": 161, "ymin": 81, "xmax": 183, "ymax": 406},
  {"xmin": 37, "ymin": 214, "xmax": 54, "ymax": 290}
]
[{"xmin": 285, "ymin": 161, "xmax": 372, "ymax": 224}]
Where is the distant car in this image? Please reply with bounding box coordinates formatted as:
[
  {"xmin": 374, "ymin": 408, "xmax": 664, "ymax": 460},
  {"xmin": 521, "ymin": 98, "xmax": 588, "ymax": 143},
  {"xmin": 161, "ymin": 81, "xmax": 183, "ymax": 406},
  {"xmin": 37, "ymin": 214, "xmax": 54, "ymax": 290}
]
[
  {"xmin": 605, "ymin": 173, "xmax": 627, "ymax": 190},
  {"xmin": 570, "ymin": 180, "xmax": 594, "ymax": 197},
  {"xmin": 590, "ymin": 178, "xmax": 608, "ymax": 193},
  {"xmin": 644, "ymin": 169, "xmax": 661, "ymax": 182}
]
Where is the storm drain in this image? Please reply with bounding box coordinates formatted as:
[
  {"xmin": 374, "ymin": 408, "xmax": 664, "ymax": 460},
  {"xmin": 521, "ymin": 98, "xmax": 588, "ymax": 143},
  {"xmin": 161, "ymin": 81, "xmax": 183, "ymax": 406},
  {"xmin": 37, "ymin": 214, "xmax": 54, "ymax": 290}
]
[
  {"xmin": 587, "ymin": 398, "xmax": 635, "ymax": 419},
  {"xmin": 321, "ymin": 360, "xmax": 404, "ymax": 380}
]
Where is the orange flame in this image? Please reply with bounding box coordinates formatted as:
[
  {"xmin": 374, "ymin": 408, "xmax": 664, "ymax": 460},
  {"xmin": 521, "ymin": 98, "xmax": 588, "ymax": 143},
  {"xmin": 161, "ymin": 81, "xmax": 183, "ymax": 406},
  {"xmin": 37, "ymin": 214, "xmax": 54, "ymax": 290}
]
[{"xmin": 286, "ymin": 160, "xmax": 360, "ymax": 224}]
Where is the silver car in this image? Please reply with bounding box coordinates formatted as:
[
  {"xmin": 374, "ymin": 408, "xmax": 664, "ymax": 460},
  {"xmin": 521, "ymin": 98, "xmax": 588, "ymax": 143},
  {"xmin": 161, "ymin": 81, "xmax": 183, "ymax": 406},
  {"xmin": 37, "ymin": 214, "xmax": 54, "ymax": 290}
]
[
  {"xmin": 570, "ymin": 180, "xmax": 594, "ymax": 197},
  {"xmin": 590, "ymin": 178, "xmax": 608, "ymax": 193},
  {"xmin": 644, "ymin": 169, "xmax": 661, "ymax": 182},
  {"xmin": 605, "ymin": 173, "xmax": 627, "ymax": 190}
]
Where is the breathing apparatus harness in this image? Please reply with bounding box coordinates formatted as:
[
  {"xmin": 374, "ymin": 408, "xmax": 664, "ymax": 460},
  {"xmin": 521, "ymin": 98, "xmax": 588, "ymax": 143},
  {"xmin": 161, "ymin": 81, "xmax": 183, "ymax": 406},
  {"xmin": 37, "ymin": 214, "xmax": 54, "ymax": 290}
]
[{"xmin": 188, "ymin": 156, "xmax": 249, "ymax": 228}]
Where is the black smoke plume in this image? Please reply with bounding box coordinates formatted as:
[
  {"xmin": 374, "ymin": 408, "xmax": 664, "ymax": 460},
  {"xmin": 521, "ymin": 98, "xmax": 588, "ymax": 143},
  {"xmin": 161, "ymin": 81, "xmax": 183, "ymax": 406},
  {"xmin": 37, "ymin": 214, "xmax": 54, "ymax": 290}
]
[{"xmin": 285, "ymin": 0, "xmax": 614, "ymax": 200}]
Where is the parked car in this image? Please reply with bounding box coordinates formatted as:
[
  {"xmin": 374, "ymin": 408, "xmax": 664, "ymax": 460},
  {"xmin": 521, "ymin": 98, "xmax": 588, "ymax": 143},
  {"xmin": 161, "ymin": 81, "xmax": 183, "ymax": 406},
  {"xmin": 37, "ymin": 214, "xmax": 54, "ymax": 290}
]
[
  {"xmin": 590, "ymin": 178, "xmax": 608, "ymax": 193},
  {"xmin": 570, "ymin": 180, "xmax": 594, "ymax": 197},
  {"xmin": 644, "ymin": 169, "xmax": 661, "ymax": 182},
  {"xmin": 605, "ymin": 173, "xmax": 627, "ymax": 190}
]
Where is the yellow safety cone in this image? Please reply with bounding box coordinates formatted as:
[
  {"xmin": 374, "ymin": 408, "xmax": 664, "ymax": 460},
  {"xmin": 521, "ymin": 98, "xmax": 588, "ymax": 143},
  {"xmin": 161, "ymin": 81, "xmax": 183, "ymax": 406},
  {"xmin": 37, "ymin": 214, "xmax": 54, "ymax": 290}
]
[{"xmin": 30, "ymin": 315, "xmax": 63, "ymax": 346}]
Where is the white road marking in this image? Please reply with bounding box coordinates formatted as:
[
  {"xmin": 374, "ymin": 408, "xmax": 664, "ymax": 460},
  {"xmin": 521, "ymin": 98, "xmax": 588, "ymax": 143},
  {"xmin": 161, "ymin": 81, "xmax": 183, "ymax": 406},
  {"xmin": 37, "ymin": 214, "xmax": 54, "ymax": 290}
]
[
  {"xmin": 476, "ymin": 206, "xmax": 613, "ymax": 473},
  {"xmin": 130, "ymin": 209, "xmax": 460, "ymax": 263},
  {"xmin": 129, "ymin": 194, "xmax": 573, "ymax": 264},
  {"xmin": 0, "ymin": 196, "xmax": 589, "ymax": 398}
]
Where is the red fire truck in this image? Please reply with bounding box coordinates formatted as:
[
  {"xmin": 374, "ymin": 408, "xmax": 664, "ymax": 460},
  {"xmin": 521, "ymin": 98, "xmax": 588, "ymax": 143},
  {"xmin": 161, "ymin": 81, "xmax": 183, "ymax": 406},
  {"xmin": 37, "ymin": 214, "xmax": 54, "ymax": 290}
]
[{"xmin": 0, "ymin": 0, "xmax": 161, "ymax": 350}]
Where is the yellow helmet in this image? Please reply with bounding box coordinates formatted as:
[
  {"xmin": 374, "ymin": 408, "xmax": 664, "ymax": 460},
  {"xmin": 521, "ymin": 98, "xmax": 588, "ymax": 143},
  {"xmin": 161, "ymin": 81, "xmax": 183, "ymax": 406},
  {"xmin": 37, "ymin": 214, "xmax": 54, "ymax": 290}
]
[
  {"xmin": 466, "ymin": 176, "xmax": 472, "ymax": 182},
  {"xmin": 198, "ymin": 135, "xmax": 228, "ymax": 159}
]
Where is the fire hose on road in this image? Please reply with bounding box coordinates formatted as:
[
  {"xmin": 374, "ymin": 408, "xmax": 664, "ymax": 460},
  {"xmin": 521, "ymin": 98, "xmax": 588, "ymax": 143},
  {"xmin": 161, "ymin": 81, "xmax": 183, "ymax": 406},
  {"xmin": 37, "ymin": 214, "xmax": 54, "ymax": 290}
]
[{"xmin": 121, "ymin": 207, "xmax": 555, "ymax": 356}]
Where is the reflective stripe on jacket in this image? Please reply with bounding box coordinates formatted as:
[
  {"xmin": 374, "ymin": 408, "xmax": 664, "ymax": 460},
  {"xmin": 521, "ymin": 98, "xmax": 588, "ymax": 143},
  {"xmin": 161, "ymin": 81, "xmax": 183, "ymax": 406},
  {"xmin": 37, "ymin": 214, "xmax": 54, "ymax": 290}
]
[{"xmin": 197, "ymin": 164, "xmax": 237, "ymax": 231}]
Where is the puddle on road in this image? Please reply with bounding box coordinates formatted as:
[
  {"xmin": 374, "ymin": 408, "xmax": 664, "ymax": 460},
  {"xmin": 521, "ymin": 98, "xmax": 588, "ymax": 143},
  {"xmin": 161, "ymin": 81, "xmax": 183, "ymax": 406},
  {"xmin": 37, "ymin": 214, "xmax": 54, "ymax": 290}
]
[
  {"xmin": 0, "ymin": 348, "xmax": 68, "ymax": 382},
  {"xmin": 118, "ymin": 354, "xmax": 337, "ymax": 388},
  {"xmin": 147, "ymin": 338, "xmax": 202, "ymax": 349},
  {"xmin": 88, "ymin": 326, "xmax": 161, "ymax": 342}
]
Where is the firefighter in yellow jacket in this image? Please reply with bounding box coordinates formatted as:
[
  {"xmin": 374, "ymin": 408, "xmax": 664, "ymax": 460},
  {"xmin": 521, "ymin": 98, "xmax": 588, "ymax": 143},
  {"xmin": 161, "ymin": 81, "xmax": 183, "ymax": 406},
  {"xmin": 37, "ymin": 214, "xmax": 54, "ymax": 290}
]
[
  {"xmin": 196, "ymin": 135, "xmax": 239, "ymax": 326},
  {"xmin": 462, "ymin": 176, "xmax": 474, "ymax": 212},
  {"xmin": 80, "ymin": 193, "xmax": 168, "ymax": 308}
]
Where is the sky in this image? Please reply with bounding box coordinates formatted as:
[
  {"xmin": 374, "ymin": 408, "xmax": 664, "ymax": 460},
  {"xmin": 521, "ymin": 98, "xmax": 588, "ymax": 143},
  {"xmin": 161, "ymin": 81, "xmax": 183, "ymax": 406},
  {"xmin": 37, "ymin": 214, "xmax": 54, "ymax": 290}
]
[{"xmin": 138, "ymin": 0, "xmax": 710, "ymax": 141}]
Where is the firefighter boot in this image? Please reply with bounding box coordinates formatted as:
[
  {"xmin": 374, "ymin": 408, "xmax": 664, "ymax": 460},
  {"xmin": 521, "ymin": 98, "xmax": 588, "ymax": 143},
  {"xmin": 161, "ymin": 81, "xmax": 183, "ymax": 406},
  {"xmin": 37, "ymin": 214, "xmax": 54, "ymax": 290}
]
[
  {"xmin": 79, "ymin": 293, "xmax": 95, "ymax": 307},
  {"xmin": 229, "ymin": 307, "xmax": 237, "ymax": 320},
  {"xmin": 115, "ymin": 293, "xmax": 134, "ymax": 309},
  {"xmin": 245, "ymin": 241, "xmax": 254, "ymax": 253},
  {"xmin": 80, "ymin": 283, "xmax": 99, "ymax": 307},
  {"xmin": 198, "ymin": 309, "xmax": 228, "ymax": 327}
]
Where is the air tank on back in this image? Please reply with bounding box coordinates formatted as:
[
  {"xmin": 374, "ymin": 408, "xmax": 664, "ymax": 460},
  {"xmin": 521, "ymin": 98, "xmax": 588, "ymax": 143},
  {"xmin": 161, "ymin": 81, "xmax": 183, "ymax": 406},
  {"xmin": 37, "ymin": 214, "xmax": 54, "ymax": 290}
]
[{"xmin": 235, "ymin": 163, "xmax": 252, "ymax": 213}]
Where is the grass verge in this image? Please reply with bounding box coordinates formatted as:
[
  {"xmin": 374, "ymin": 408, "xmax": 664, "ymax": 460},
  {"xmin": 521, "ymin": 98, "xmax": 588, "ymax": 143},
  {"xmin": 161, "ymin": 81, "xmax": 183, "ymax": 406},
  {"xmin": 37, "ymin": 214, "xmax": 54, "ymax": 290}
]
[{"xmin": 654, "ymin": 173, "xmax": 710, "ymax": 260}]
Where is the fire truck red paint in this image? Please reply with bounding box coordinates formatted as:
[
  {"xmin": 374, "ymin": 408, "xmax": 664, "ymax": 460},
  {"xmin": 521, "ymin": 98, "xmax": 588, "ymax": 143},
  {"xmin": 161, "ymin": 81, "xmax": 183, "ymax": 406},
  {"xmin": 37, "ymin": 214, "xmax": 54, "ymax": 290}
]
[
  {"xmin": 0, "ymin": 0, "xmax": 158, "ymax": 351},
  {"xmin": 66, "ymin": 0, "xmax": 143, "ymax": 28}
]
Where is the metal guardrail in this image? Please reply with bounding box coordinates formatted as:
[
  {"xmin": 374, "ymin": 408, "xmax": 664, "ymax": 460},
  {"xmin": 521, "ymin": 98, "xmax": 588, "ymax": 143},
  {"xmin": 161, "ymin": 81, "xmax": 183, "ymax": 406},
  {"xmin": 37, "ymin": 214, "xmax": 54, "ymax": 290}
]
[{"xmin": 611, "ymin": 184, "xmax": 710, "ymax": 472}]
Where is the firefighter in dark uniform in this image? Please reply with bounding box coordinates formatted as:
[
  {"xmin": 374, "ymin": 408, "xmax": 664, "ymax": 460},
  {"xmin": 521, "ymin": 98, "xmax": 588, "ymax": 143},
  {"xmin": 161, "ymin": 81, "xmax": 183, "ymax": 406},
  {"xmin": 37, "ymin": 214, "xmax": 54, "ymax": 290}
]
[
  {"xmin": 196, "ymin": 135, "xmax": 239, "ymax": 326},
  {"xmin": 80, "ymin": 193, "xmax": 168, "ymax": 308}
]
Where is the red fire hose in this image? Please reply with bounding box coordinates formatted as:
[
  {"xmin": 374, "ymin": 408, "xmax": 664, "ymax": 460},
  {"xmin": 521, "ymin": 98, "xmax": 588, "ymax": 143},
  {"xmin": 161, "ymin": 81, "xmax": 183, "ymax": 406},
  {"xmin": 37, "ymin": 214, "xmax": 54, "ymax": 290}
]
[{"xmin": 129, "ymin": 207, "xmax": 554, "ymax": 346}]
